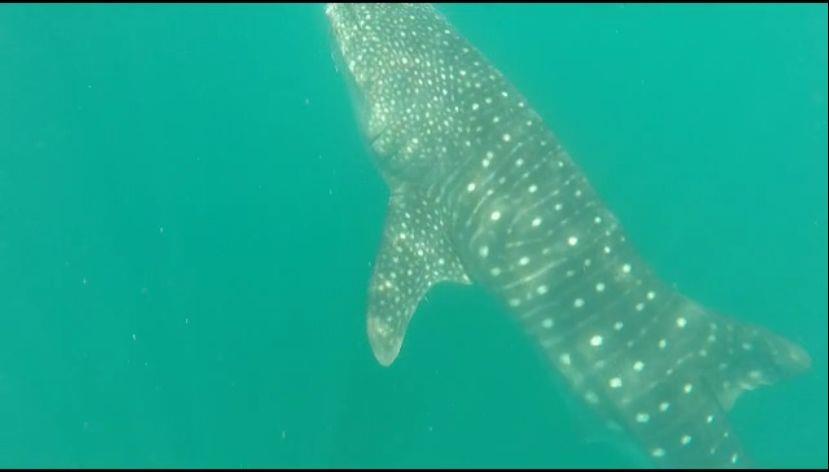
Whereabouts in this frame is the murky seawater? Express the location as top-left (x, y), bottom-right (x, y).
top-left (0, 4), bottom-right (825, 468)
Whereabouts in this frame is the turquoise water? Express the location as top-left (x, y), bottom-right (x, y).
top-left (0, 3), bottom-right (826, 468)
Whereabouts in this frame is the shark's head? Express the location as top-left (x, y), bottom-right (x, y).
top-left (327, 3), bottom-right (481, 366)
top-left (326, 3), bottom-right (476, 186)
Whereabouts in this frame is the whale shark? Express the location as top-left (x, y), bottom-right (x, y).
top-left (325, 3), bottom-right (811, 468)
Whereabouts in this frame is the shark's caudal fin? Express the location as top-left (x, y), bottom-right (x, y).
top-left (365, 189), bottom-right (470, 366)
top-left (534, 296), bottom-right (811, 468)
top-left (697, 306), bottom-right (811, 411)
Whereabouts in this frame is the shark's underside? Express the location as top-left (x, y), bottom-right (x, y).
top-left (325, 3), bottom-right (810, 468)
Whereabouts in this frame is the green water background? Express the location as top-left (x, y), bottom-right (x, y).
top-left (1, 3), bottom-right (826, 468)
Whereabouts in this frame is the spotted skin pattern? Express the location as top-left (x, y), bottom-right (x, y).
top-left (326, 4), bottom-right (810, 468)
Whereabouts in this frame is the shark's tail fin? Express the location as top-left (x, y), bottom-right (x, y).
top-left (577, 297), bottom-right (812, 468)
top-left (647, 300), bottom-right (812, 467)
top-left (696, 304), bottom-right (811, 411)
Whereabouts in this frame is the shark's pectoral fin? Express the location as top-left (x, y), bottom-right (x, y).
top-left (366, 190), bottom-right (470, 366)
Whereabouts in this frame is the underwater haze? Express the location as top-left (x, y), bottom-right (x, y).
top-left (0, 3), bottom-right (826, 468)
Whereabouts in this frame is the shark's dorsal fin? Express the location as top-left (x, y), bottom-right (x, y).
top-left (367, 188), bottom-right (470, 366)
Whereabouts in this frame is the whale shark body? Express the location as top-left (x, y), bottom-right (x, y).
top-left (325, 4), bottom-right (810, 468)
